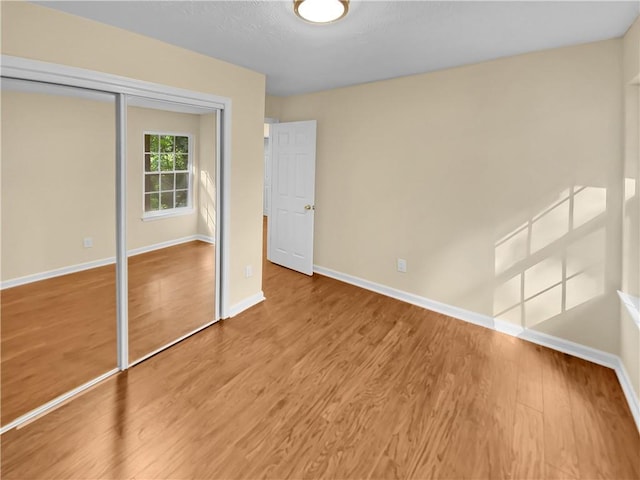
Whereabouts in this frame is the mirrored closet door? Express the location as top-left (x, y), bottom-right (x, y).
top-left (1, 79), bottom-right (118, 426)
top-left (126, 96), bottom-right (218, 364)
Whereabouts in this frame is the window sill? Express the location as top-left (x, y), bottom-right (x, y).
top-left (142, 208), bottom-right (194, 222)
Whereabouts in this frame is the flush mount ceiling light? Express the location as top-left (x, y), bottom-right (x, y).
top-left (294, 0), bottom-right (349, 24)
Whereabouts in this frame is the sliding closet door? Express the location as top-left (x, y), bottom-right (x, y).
top-left (126, 97), bottom-right (217, 363)
top-left (0, 79), bottom-right (117, 425)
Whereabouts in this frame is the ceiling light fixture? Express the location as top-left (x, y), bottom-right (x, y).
top-left (294, 0), bottom-right (349, 24)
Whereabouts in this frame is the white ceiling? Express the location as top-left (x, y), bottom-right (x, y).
top-left (36, 1), bottom-right (640, 96)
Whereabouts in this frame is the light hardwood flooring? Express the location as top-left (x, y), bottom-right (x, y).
top-left (1, 241), bottom-right (214, 425)
top-left (0, 225), bottom-right (638, 479)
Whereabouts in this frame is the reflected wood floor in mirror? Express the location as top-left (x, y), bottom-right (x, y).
top-left (0, 240), bottom-right (214, 425)
top-left (1, 225), bottom-right (638, 479)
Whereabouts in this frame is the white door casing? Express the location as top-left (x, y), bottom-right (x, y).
top-left (263, 137), bottom-right (271, 216)
top-left (268, 120), bottom-right (317, 276)
top-left (263, 118), bottom-right (278, 217)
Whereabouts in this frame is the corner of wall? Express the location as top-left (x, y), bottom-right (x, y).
top-left (621, 14), bottom-right (640, 402)
top-left (265, 94), bottom-right (283, 119)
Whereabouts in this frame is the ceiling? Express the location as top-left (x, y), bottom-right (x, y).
top-left (36, 1), bottom-right (640, 96)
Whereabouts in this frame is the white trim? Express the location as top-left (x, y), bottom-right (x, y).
top-left (128, 96), bottom-right (216, 115)
top-left (1, 54), bottom-right (231, 332)
top-left (1, 236), bottom-right (215, 289)
top-left (140, 131), bottom-right (195, 218)
top-left (214, 108), bottom-right (223, 320)
top-left (313, 265), bottom-right (495, 330)
top-left (313, 264), bottom-right (640, 432)
top-left (219, 106), bottom-right (232, 319)
top-left (1, 55), bottom-right (227, 109)
top-left (127, 235), bottom-right (210, 257)
top-left (129, 317), bottom-right (221, 368)
top-left (0, 368), bottom-right (119, 435)
top-left (1, 76), bottom-right (115, 102)
top-left (1, 55), bottom-right (232, 431)
top-left (1, 258), bottom-right (116, 290)
top-left (494, 319), bottom-right (526, 337)
top-left (228, 291), bottom-right (265, 318)
top-left (614, 359), bottom-right (640, 433)
top-left (196, 234), bottom-right (215, 244)
top-left (115, 93), bottom-right (128, 371)
top-left (516, 328), bottom-right (619, 369)
top-left (142, 208), bottom-right (195, 221)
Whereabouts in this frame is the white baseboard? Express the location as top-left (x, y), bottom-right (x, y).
top-left (1, 257), bottom-right (116, 290)
top-left (313, 265), bottom-right (497, 329)
top-left (313, 264), bottom-right (640, 432)
top-left (516, 328), bottom-right (619, 369)
top-left (228, 291), bottom-right (265, 318)
top-left (195, 234), bottom-right (216, 245)
top-left (127, 235), bottom-right (213, 257)
top-left (1, 235), bottom-right (215, 289)
top-left (613, 357), bottom-right (640, 432)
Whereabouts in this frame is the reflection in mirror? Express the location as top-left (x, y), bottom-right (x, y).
top-left (126, 97), bottom-right (217, 362)
top-left (1, 78), bottom-right (117, 426)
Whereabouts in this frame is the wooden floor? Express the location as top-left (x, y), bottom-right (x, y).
top-left (1, 225), bottom-right (638, 478)
top-left (1, 241), bottom-right (214, 425)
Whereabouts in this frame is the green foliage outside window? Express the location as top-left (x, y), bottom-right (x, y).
top-left (144, 134), bottom-right (190, 212)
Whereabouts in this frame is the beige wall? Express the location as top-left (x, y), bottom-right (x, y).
top-left (265, 95), bottom-right (283, 119)
top-left (277, 39), bottom-right (623, 354)
top-left (127, 106), bottom-right (201, 251)
top-left (1, 90), bottom-right (116, 280)
top-left (198, 113), bottom-right (217, 239)
top-left (1, 94), bottom-right (217, 280)
top-left (1, 1), bottom-right (265, 304)
top-left (621, 16), bottom-right (640, 398)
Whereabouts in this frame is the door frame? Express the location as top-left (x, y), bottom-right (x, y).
top-left (267, 120), bottom-right (317, 275)
top-left (0, 55), bottom-right (232, 432)
top-left (263, 117), bottom-right (279, 217)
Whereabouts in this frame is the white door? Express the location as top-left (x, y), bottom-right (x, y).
top-left (268, 120), bottom-right (317, 275)
top-left (263, 137), bottom-right (271, 216)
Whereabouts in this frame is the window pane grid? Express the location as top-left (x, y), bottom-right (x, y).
top-left (143, 134), bottom-right (190, 213)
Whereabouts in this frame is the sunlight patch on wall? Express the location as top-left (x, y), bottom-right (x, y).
top-left (495, 224), bottom-right (528, 275)
top-left (531, 198), bottom-right (569, 253)
top-left (524, 256), bottom-right (563, 299)
top-left (573, 186), bottom-right (607, 229)
top-left (525, 283), bottom-right (563, 327)
top-left (199, 170), bottom-right (216, 237)
top-left (493, 273), bottom-right (521, 315)
top-left (625, 177), bottom-right (637, 201)
top-left (493, 185), bottom-right (607, 328)
top-left (566, 266), bottom-right (604, 310)
top-left (566, 228), bottom-right (605, 276)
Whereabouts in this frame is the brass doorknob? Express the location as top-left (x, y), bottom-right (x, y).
top-left (304, 205), bottom-right (315, 210)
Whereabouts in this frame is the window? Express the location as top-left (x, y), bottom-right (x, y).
top-left (143, 133), bottom-right (191, 216)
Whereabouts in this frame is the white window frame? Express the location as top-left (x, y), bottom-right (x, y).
top-left (142, 130), bottom-right (194, 220)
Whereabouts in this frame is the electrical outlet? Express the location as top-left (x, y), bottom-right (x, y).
top-left (397, 258), bottom-right (407, 273)
top-left (83, 237), bottom-right (93, 248)
top-left (245, 265), bottom-right (253, 278)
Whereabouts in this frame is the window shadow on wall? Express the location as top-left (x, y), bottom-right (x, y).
top-left (493, 185), bottom-right (608, 329)
top-left (199, 169), bottom-right (216, 238)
